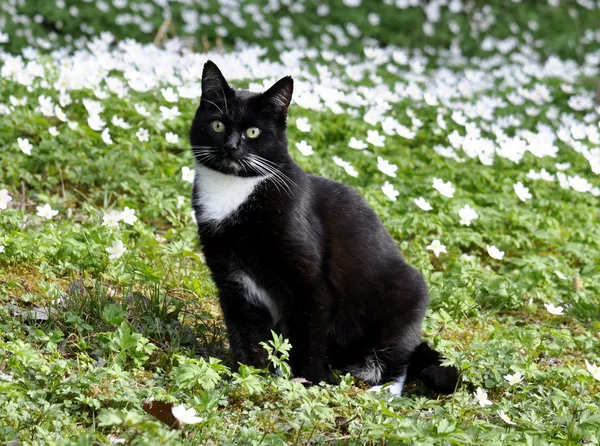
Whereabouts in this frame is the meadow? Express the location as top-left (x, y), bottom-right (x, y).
top-left (0, 0), bottom-right (599, 444)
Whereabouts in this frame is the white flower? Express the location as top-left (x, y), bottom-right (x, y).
top-left (513, 182), bottom-right (532, 202)
top-left (461, 253), bottom-right (475, 261)
top-left (0, 189), bottom-right (13, 210)
top-left (101, 128), bottom-right (113, 145)
top-left (474, 388), bottom-right (492, 407)
top-left (486, 245), bottom-right (505, 260)
top-left (0, 245), bottom-right (4, 253)
top-left (36, 204), bottom-right (59, 220)
top-left (48, 126), bottom-right (59, 137)
top-left (426, 239), bottom-right (447, 257)
top-left (182, 166), bottom-right (195, 183)
top-left (296, 117), bottom-right (311, 132)
top-left (102, 211), bottom-right (122, 228)
top-left (396, 124), bottom-right (415, 139)
top-left (381, 181), bottom-right (399, 201)
top-left (377, 156), bottom-right (398, 177)
top-left (585, 360), bottom-right (600, 381)
top-left (165, 132), bottom-right (179, 144)
top-left (366, 130), bottom-right (385, 147)
top-left (135, 104), bottom-right (151, 117)
top-left (55, 105), bottom-right (68, 122)
top-left (68, 121), bottom-right (79, 130)
top-left (111, 116), bottom-right (131, 129)
top-left (498, 411), bottom-right (516, 425)
top-left (432, 178), bottom-right (455, 198)
top-left (414, 197), bottom-right (432, 211)
top-left (87, 114), bottom-right (106, 131)
top-left (136, 128), bottom-right (149, 142)
top-left (120, 207), bottom-right (137, 225)
top-left (176, 196), bottom-right (186, 209)
top-left (504, 372), bottom-right (523, 385)
top-left (332, 156), bottom-right (358, 177)
top-left (296, 140), bottom-right (314, 156)
top-left (160, 105), bottom-right (181, 121)
top-left (161, 87), bottom-right (179, 103)
top-left (349, 137), bottom-right (368, 150)
top-left (17, 138), bottom-right (33, 155)
top-left (106, 240), bottom-right (127, 260)
top-left (172, 404), bottom-right (203, 425)
top-left (458, 204), bottom-right (479, 226)
top-left (544, 303), bottom-right (564, 315)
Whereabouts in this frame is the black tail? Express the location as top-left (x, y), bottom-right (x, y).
top-left (406, 342), bottom-right (459, 394)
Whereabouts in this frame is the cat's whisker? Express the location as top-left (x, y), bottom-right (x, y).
top-left (247, 157), bottom-right (292, 196)
top-left (249, 154), bottom-right (298, 188)
top-left (247, 155), bottom-right (295, 195)
top-left (201, 98), bottom-right (224, 115)
top-left (219, 84), bottom-right (229, 114)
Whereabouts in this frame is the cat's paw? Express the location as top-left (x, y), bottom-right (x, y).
top-left (301, 367), bottom-right (339, 386)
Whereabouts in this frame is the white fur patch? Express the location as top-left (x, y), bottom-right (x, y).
top-left (348, 355), bottom-right (383, 384)
top-left (232, 272), bottom-right (280, 322)
top-left (368, 374), bottom-right (406, 396)
top-left (194, 164), bottom-right (269, 223)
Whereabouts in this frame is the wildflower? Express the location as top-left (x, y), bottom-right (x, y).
top-left (296, 117), bottom-right (311, 132)
top-left (120, 207), bottom-right (137, 225)
top-left (171, 404), bottom-right (203, 425)
top-left (349, 137), bottom-right (368, 150)
top-left (68, 121), bottom-right (79, 130)
top-left (101, 128), bottom-right (113, 145)
top-left (513, 182), bottom-right (532, 202)
top-left (461, 253), bottom-right (475, 261)
top-left (414, 197), bottom-right (432, 211)
top-left (135, 104), bottom-right (150, 117)
top-left (486, 245), bottom-right (504, 260)
top-left (182, 166), bottom-right (195, 183)
top-left (432, 178), bottom-right (455, 198)
top-left (426, 240), bottom-right (447, 257)
top-left (0, 189), bottom-right (13, 210)
top-left (17, 137), bottom-right (33, 155)
top-left (396, 124), bottom-right (415, 139)
top-left (36, 204), bottom-right (59, 220)
top-left (161, 87), bottom-right (179, 103)
top-left (544, 303), bottom-right (564, 315)
top-left (0, 245), bottom-right (4, 253)
top-left (112, 116), bottom-right (131, 129)
top-left (102, 211), bottom-right (122, 228)
top-left (381, 181), bottom-right (399, 201)
top-left (165, 132), bottom-right (179, 144)
top-left (136, 128), bottom-right (149, 142)
top-left (377, 156), bottom-right (397, 177)
top-left (366, 130), bottom-right (385, 147)
top-left (585, 360), bottom-right (600, 381)
top-left (48, 126), bottom-right (59, 137)
top-left (176, 196), bottom-right (186, 209)
top-left (498, 410), bottom-right (516, 425)
top-left (332, 157), bottom-right (358, 177)
top-left (106, 240), bottom-right (127, 260)
top-left (160, 105), bottom-right (181, 121)
top-left (87, 114), bottom-right (106, 131)
top-left (474, 387), bottom-right (492, 407)
top-left (55, 105), bottom-right (68, 122)
top-left (296, 140), bottom-right (314, 156)
top-left (458, 204), bottom-right (479, 226)
top-left (504, 372), bottom-right (523, 385)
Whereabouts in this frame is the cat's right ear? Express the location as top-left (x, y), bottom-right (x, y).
top-left (201, 61), bottom-right (232, 109)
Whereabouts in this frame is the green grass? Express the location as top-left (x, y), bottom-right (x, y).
top-left (1, 0), bottom-right (600, 444)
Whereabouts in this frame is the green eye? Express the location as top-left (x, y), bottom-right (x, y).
top-left (246, 127), bottom-right (261, 139)
top-left (211, 120), bottom-right (225, 133)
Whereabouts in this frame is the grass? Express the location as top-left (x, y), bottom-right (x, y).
top-left (1, 0), bottom-right (600, 444)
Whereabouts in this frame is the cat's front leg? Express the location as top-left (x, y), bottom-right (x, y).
top-left (287, 290), bottom-right (339, 385)
top-left (217, 281), bottom-right (273, 369)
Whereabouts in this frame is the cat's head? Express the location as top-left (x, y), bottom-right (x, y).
top-left (190, 61), bottom-right (293, 177)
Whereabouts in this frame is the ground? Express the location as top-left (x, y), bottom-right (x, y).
top-left (0, 0), bottom-right (599, 444)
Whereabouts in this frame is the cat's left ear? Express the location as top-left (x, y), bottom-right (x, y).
top-left (201, 60), bottom-right (233, 107)
top-left (261, 76), bottom-right (294, 115)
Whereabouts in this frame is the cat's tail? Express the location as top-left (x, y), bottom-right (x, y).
top-left (406, 341), bottom-right (459, 394)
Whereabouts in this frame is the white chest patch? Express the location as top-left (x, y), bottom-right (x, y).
top-left (233, 272), bottom-right (280, 323)
top-left (194, 164), bottom-right (269, 223)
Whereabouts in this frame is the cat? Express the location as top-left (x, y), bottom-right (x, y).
top-left (189, 60), bottom-right (459, 395)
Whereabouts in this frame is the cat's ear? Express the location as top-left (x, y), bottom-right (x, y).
top-left (260, 76), bottom-right (293, 115)
top-left (201, 61), bottom-right (232, 107)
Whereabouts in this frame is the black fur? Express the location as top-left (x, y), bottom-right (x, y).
top-left (189, 61), bottom-right (459, 392)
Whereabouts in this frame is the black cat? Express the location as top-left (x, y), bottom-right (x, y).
top-left (190, 61), bottom-right (458, 394)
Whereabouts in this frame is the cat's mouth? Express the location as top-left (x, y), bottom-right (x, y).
top-left (195, 151), bottom-right (246, 176)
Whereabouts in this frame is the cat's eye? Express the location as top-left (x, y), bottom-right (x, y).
top-left (246, 127), bottom-right (261, 139)
top-left (211, 120), bottom-right (225, 133)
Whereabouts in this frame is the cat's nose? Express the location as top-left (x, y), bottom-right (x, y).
top-left (224, 134), bottom-right (241, 154)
